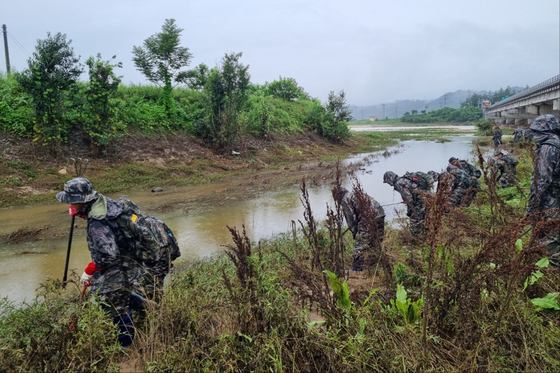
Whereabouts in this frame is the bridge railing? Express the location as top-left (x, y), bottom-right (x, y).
top-left (487, 74), bottom-right (560, 110)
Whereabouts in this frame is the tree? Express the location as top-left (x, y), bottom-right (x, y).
top-left (318, 90), bottom-right (351, 143)
top-left (18, 32), bottom-right (82, 151)
top-left (184, 63), bottom-right (210, 91)
top-left (198, 52), bottom-right (250, 149)
top-left (84, 54), bottom-right (125, 154)
top-left (132, 19), bottom-right (193, 119)
top-left (264, 76), bottom-right (308, 101)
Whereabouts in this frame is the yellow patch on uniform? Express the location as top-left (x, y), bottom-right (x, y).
top-left (131, 214), bottom-right (138, 223)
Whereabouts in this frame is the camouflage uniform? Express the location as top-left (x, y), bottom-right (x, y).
top-left (493, 151), bottom-right (518, 188)
top-left (527, 114), bottom-right (560, 268)
top-left (513, 127), bottom-right (524, 143)
top-left (383, 171), bottom-right (427, 237)
top-left (338, 188), bottom-right (385, 270)
top-left (84, 195), bottom-right (143, 316)
top-left (446, 161), bottom-right (472, 207)
top-left (447, 158), bottom-right (481, 206)
top-left (492, 126), bottom-right (503, 147)
top-left (56, 178), bottom-right (140, 346)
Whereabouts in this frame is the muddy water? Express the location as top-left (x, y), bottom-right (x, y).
top-left (0, 135), bottom-right (477, 302)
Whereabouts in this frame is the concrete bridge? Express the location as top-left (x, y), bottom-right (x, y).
top-left (485, 74), bottom-right (560, 125)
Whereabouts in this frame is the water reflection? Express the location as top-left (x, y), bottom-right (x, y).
top-left (0, 135), bottom-right (477, 302)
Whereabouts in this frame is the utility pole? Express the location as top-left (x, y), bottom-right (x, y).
top-left (395, 107), bottom-right (398, 118)
top-left (2, 24), bottom-right (10, 75)
top-left (382, 104), bottom-right (385, 119)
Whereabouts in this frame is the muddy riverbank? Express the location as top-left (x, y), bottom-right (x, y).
top-left (0, 130), bottom-right (377, 209)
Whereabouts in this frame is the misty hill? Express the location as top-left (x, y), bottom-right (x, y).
top-left (349, 88), bottom-right (520, 120)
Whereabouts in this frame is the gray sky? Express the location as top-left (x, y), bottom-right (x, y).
top-left (2, 0), bottom-right (559, 106)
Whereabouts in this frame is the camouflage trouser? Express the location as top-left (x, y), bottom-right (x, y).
top-left (408, 205), bottom-right (426, 237)
top-left (91, 268), bottom-right (134, 318)
top-left (140, 259), bottom-right (174, 301)
top-left (352, 234), bottom-right (367, 271)
top-left (462, 188), bottom-right (479, 207)
top-left (352, 226), bottom-right (384, 271)
top-left (449, 187), bottom-right (467, 207)
top-left (409, 217), bottom-right (424, 237)
top-left (497, 173), bottom-right (514, 188)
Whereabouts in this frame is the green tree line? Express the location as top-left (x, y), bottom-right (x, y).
top-left (400, 106), bottom-right (483, 123)
top-left (460, 86), bottom-right (526, 108)
top-left (0, 19), bottom-right (351, 154)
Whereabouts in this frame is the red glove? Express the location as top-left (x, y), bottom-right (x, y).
top-left (84, 261), bottom-right (99, 275)
top-left (80, 262), bottom-right (100, 287)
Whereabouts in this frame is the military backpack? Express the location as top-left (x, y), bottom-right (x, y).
top-left (403, 171), bottom-right (434, 191)
top-left (115, 197), bottom-right (181, 267)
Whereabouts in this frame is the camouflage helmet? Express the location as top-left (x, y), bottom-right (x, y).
top-left (448, 157), bottom-right (458, 164)
top-left (530, 114), bottom-right (560, 134)
top-left (427, 170), bottom-right (440, 181)
top-left (56, 177), bottom-right (98, 204)
top-left (383, 171), bottom-right (398, 186)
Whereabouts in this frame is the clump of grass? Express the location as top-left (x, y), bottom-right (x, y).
top-left (5, 225), bottom-right (47, 244)
top-left (0, 277), bottom-right (121, 372)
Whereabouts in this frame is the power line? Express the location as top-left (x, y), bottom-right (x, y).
top-left (7, 32), bottom-right (32, 58)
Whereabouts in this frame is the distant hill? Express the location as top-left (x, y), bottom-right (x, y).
top-left (349, 88), bottom-right (522, 120)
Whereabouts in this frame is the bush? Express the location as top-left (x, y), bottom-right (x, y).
top-left (0, 74), bottom-right (34, 136)
top-left (474, 118), bottom-right (495, 135)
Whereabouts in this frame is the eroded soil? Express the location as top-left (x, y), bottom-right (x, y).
top-left (0, 130), bottom-right (362, 208)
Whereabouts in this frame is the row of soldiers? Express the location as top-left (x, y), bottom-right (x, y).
top-left (341, 114), bottom-right (560, 273)
top-left (339, 131), bottom-right (521, 271)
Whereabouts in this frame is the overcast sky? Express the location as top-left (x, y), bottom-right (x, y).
top-left (2, 0), bottom-right (559, 106)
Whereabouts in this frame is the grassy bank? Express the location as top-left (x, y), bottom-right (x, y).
top-left (2, 135), bottom-right (559, 372)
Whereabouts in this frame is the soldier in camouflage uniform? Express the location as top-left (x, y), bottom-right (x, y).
top-left (333, 186), bottom-right (385, 271)
top-left (448, 157), bottom-right (482, 206)
top-left (446, 157), bottom-right (474, 207)
top-left (57, 178), bottom-right (143, 346)
top-left (492, 125), bottom-right (503, 147)
top-left (513, 127), bottom-right (524, 143)
top-left (492, 150), bottom-right (518, 188)
top-left (383, 171), bottom-right (428, 238)
top-left (527, 114), bottom-right (560, 268)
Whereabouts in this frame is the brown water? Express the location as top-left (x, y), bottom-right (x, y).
top-left (0, 135), bottom-right (477, 302)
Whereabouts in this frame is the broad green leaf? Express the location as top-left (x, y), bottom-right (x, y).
top-left (531, 293), bottom-right (560, 311)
